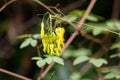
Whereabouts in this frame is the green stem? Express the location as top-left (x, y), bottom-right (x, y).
top-left (84, 23), bottom-right (120, 36)
top-left (49, 71), bottom-right (55, 80)
top-left (49, 14), bottom-right (53, 32)
top-left (52, 16), bottom-right (77, 28)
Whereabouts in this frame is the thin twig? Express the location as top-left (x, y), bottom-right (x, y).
top-left (37, 65), bottom-right (44, 80)
top-left (84, 23), bottom-right (120, 36)
top-left (36, 46), bottom-right (41, 57)
top-left (0, 0), bottom-right (16, 12)
top-left (0, 68), bottom-right (32, 80)
top-left (81, 31), bottom-right (102, 44)
top-left (49, 71), bottom-right (55, 80)
top-left (52, 16), bottom-right (77, 28)
top-left (33, 0), bottom-right (56, 15)
top-left (41, 0), bottom-right (96, 78)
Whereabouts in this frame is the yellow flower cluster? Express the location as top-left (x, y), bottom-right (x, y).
top-left (40, 22), bottom-right (65, 56)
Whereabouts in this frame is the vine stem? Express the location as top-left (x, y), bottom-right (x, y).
top-left (36, 46), bottom-right (41, 57)
top-left (52, 16), bottom-right (77, 28)
top-left (84, 24), bottom-right (120, 36)
top-left (0, 68), bottom-right (32, 80)
top-left (49, 71), bottom-right (55, 80)
top-left (0, 0), bottom-right (16, 12)
top-left (41, 0), bottom-right (96, 78)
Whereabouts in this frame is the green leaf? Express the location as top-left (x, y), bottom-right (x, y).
top-left (62, 48), bottom-right (91, 58)
top-left (62, 15), bottom-right (77, 22)
top-left (62, 49), bottom-right (73, 58)
top-left (73, 56), bottom-right (89, 65)
top-left (89, 58), bottom-right (107, 67)
top-left (45, 57), bottom-right (53, 64)
top-left (83, 22), bottom-right (108, 34)
top-left (30, 39), bottom-right (37, 47)
top-left (110, 42), bottom-right (120, 50)
top-left (20, 38), bottom-right (32, 49)
top-left (72, 48), bottom-right (91, 57)
top-left (53, 56), bottom-right (64, 65)
top-left (31, 57), bottom-right (42, 60)
top-left (70, 72), bottom-right (81, 80)
top-left (36, 60), bottom-right (46, 68)
top-left (33, 34), bottom-right (40, 39)
top-left (105, 73), bottom-right (115, 79)
top-left (99, 68), bottom-right (111, 73)
top-left (17, 34), bottom-right (31, 39)
top-left (92, 28), bottom-right (104, 36)
top-left (68, 9), bottom-right (104, 22)
top-left (87, 14), bottom-right (104, 22)
top-left (68, 9), bottom-right (83, 16)
top-left (106, 20), bottom-right (120, 31)
top-left (87, 14), bottom-right (99, 22)
top-left (115, 73), bottom-right (120, 79)
top-left (80, 79), bottom-right (92, 80)
top-left (115, 21), bottom-right (120, 31)
top-left (110, 53), bottom-right (120, 58)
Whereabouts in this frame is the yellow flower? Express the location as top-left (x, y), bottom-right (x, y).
top-left (56, 48), bottom-right (60, 56)
top-left (40, 22), bottom-right (45, 38)
top-left (49, 44), bottom-right (54, 55)
top-left (55, 27), bottom-right (65, 41)
top-left (42, 35), bottom-right (48, 52)
top-left (40, 23), bottom-right (65, 56)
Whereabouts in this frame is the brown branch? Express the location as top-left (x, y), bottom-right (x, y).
top-left (62, 0), bottom-right (96, 57)
top-left (0, 0), bottom-right (16, 12)
top-left (41, 61), bottom-right (55, 79)
top-left (81, 31), bottom-right (102, 44)
top-left (77, 0), bottom-right (96, 29)
top-left (41, 0), bottom-right (96, 78)
top-left (111, 0), bottom-right (120, 19)
top-left (0, 68), bottom-right (32, 80)
top-left (62, 0), bottom-right (96, 51)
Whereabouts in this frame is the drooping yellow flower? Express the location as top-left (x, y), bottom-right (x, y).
top-left (42, 35), bottom-right (48, 52)
top-left (49, 44), bottom-right (54, 55)
top-left (55, 27), bottom-right (65, 41)
top-left (40, 22), bottom-right (65, 56)
top-left (40, 22), bottom-right (45, 38)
